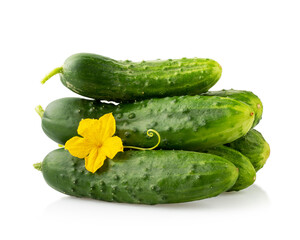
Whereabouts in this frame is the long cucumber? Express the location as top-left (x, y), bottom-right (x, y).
top-left (34, 149), bottom-right (239, 205)
top-left (40, 96), bottom-right (254, 150)
top-left (42, 53), bottom-right (222, 102)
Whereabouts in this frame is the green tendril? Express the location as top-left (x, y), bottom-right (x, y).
top-left (124, 129), bottom-right (161, 150)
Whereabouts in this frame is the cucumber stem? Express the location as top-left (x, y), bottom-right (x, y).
top-left (35, 105), bottom-right (44, 118)
top-left (41, 66), bottom-right (63, 84)
top-left (33, 162), bottom-right (42, 171)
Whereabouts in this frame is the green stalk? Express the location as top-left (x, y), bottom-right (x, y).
top-left (41, 66), bottom-right (63, 84)
top-left (33, 163), bottom-right (42, 171)
top-left (35, 105), bottom-right (44, 118)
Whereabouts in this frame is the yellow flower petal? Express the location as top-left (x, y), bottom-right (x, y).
top-left (77, 118), bottom-right (103, 145)
top-left (65, 136), bottom-right (93, 158)
top-left (77, 113), bottom-right (116, 145)
top-left (101, 136), bottom-right (124, 159)
top-left (65, 113), bottom-right (122, 173)
top-left (97, 113), bottom-right (116, 143)
top-left (85, 148), bottom-right (106, 173)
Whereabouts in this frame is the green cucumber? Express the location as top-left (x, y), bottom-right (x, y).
top-left (203, 145), bottom-right (256, 191)
top-left (35, 148), bottom-right (239, 204)
top-left (40, 95), bottom-right (255, 150)
top-left (202, 89), bottom-right (263, 127)
top-left (41, 53), bottom-right (222, 102)
top-left (226, 129), bottom-right (270, 171)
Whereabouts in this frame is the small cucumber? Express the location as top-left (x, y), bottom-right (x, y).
top-left (202, 89), bottom-right (263, 127)
top-left (35, 149), bottom-right (239, 205)
top-left (40, 96), bottom-right (255, 150)
top-left (203, 145), bottom-right (256, 191)
top-left (226, 129), bottom-right (270, 171)
top-left (41, 53), bottom-right (222, 102)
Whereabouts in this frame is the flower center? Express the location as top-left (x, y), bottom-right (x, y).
top-left (96, 143), bottom-right (102, 148)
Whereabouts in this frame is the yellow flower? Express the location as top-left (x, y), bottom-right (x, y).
top-left (65, 113), bottom-right (123, 173)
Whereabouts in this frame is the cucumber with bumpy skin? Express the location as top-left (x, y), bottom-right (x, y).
top-left (41, 53), bottom-right (222, 102)
top-left (226, 129), bottom-right (270, 171)
top-left (202, 89), bottom-right (263, 127)
top-left (40, 95), bottom-right (255, 150)
top-left (203, 145), bottom-right (256, 191)
top-left (34, 148), bottom-right (239, 205)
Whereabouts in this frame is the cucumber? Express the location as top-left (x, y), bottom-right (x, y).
top-left (35, 148), bottom-right (239, 204)
top-left (226, 129), bottom-right (270, 171)
top-left (41, 95), bottom-right (255, 150)
top-left (41, 53), bottom-right (222, 102)
top-left (202, 89), bottom-right (263, 127)
top-left (203, 145), bottom-right (256, 191)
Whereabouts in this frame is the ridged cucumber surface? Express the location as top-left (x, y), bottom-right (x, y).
top-left (226, 129), bottom-right (270, 171)
top-left (42, 53), bottom-right (222, 102)
top-left (203, 145), bottom-right (256, 191)
top-left (36, 149), bottom-right (239, 205)
top-left (202, 89), bottom-right (263, 127)
top-left (41, 96), bottom-right (255, 150)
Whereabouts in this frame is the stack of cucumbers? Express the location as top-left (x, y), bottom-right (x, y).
top-left (35, 53), bottom-right (270, 205)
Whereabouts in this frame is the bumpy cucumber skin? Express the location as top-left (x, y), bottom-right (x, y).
top-left (60, 53), bottom-right (222, 102)
top-left (41, 149), bottom-right (238, 204)
top-left (202, 89), bottom-right (263, 127)
top-left (203, 146), bottom-right (256, 191)
top-left (41, 96), bottom-right (255, 150)
top-left (227, 129), bottom-right (270, 171)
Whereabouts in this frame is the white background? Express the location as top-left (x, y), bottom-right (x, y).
top-left (1, 0), bottom-right (299, 239)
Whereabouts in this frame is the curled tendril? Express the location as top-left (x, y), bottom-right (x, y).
top-left (124, 129), bottom-right (161, 151)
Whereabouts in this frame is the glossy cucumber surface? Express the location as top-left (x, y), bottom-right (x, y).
top-left (203, 145), bottom-right (256, 191)
top-left (227, 129), bottom-right (270, 171)
top-left (37, 148), bottom-right (239, 204)
top-left (41, 96), bottom-right (255, 150)
top-left (202, 89), bottom-right (263, 127)
top-left (43, 53), bottom-right (222, 102)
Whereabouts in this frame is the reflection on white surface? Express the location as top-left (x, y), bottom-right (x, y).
top-left (43, 184), bottom-right (270, 217)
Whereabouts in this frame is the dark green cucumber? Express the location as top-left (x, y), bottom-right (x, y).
top-left (226, 129), bottom-right (270, 171)
top-left (202, 89), bottom-right (263, 127)
top-left (35, 148), bottom-right (238, 204)
top-left (41, 53), bottom-right (222, 102)
top-left (203, 146), bottom-right (256, 191)
top-left (41, 95), bottom-right (255, 150)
